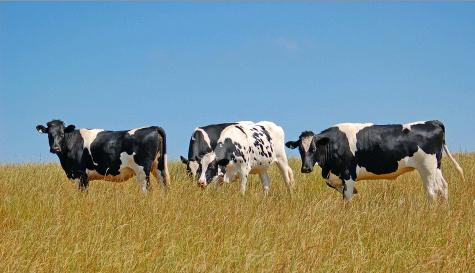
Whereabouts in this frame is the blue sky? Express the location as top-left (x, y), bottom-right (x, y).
top-left (0, 3), bottom-right (474, 163)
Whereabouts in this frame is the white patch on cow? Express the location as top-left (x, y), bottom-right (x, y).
top-left (402, 121), bottom-right (425, 131)
top-left (194, 128), bottom-right (211, 146)
top-left (336, 123), bottom-right (373, 156)
top-left (189, 160), bottom-right (199, 177)
top-left (119, 152), bottom-right (138, 168)
top-left (121, 152), bottom-right (146, 189)
top-left (259, 171), bottom-right (270, 195)
top-left (343, 179), bottom-right (355, 201)
top-left (237, 120), bottom-right (255, 126)
top-left (198, 151), bottom-right (216, 185)
top-left (128, 126), bottom-right (149, 135)
top-left (410, 147), bottom-right (442, 200)
top-left (301, 136), bottom-right (313, 153)
top-left (80, 129), bottom-right (104, 166)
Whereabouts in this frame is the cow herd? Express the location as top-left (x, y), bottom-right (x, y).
top-left (36, 119), bottom-right (464, 201)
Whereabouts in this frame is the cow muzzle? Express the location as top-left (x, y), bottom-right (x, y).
top-left (301, 166), bottom-right (313, 173)
top-left (50, 146), bottom-right (61, 153)
top-left (198, 180), bottom-right (208, 189)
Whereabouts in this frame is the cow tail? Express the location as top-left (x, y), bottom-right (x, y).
top-left (436, 120), bottom-right (465, 181)
top-left (157, 126), bottom-right (170, 186)
top-left (443, 144), bottom-right (465, 182)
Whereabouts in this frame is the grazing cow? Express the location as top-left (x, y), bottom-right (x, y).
top-left (286, 120), bottom-right (464, 201)
top-left (36, 120), bottom-right (170, 192)
top-left (198, 121), bottom-right (294, 195)
top-left (180, 121), bottom-right (253, 179)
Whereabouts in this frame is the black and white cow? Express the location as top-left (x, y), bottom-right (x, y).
top-left (36, 120), bottom-right (170, 192)
top-left (286, 120), bottom-right (464, 201)
top-left (179, 121), bottom-right (253, 179)
top-left (198, 121), bottom-right (294, 195)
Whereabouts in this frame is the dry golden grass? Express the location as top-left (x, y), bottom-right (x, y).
top-left (1, 154), bottom-right (474, 272)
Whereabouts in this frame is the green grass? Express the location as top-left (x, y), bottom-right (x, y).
top-left (0, 154), bottom-right (474, 272)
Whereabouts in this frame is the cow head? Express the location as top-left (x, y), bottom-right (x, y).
top-left (286, 131), bottom-right (329, 173)
top-left (197, 152), bottom-right (221, 188)
top-left (197, 138), bottom-right (237, 187)
top-left (180, 156), bottom-right (201, 178)
top-left (36, 120), bottom-right (75, 154)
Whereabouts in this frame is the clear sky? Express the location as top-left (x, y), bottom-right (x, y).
top-left (0, 3), bottom-right (474, 163)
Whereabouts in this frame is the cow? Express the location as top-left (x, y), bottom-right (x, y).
top-left (198, 121), bottom-right (294, 195)
top-left (180, 121), bottom-right (253, 179)
top-left (285, 120), bottom-right (464, 201)
top-left (180, 122), bottom-right (236, 178)
top-left (36, 119), bottom-right (170, 192)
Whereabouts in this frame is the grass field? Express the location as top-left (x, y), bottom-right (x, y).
top-left (0, 154), bottom-right (474, 272)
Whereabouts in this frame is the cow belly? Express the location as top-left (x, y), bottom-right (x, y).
top-left (87, 167), bottom-right (136, 182)
top-left (356, 166), bottom-right (415, 181)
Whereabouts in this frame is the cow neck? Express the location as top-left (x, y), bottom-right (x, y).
top-left (56, 130), bottom-right (80, 161)
top-left (315, 135), bottom-right (330, 166)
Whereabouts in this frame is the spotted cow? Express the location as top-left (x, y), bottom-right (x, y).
top-left (198, 121), bottom-right (294, 195)
top-left (180, 121), bottom-right (253, 179)
top-left (286, 120), bottom-right (464, 201)
top-left (36, 120), bottom-right (170, 192)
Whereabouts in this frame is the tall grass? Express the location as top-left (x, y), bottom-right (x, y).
top-left (0, 154), bottom-right (473, 272)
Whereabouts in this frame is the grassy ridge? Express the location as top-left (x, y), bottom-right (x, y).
top-left (0, 155), bottom-right (474, 272)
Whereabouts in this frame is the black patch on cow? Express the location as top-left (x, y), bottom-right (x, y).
top-left (215, 138), bottom-right (239, 164)
top-left (258, 125), bottom-right (272, 142)
top-left (314, 127), bottom-right (357, 181)
top-left (235, 125), bottom-right (247, 136)
top-left (355, 121), bottom-right (444, 174)
top-left (188, 130), bottom-right (212, 161)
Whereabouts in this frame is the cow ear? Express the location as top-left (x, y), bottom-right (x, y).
top-left (180, 156), bottom-right (189, 164)
top-left (315, 136), bottom-right (330, 146)
top-left (36, 125), bottom-right (47, 134)
top-left (285, 140), bottom-right (299, 149)
top-left (65, 125), bottom-right (76, 133)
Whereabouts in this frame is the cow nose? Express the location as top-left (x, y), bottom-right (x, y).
top-left (51, 146), bottom-right (61, 153)
top-left (198, 180), bottom-right (207, 189)
top-left (301, 166), bottom-right (312, 173)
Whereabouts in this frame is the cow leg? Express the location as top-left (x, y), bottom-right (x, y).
top-left (414, 156), bottom-right (440, 201)
top-left (78, 173), bottom-right (89, 192)
top-left (259, 171), bottom-right (270, 196)
top-left (276, 158), bottom-right (294, 196)
top-left (418, 168), bottom-right (448, 201)
top-left (342, 179), bottom-right (355, 201)
top-left (240, 173), bottom-right (249, 195)
top-left (135, 166), bottom-right (150, 193)
top-left (421, 167), bottom-right (448, 201)
top-left (419, 170), bottom-right (437, 201)
top-left (151, 165), bottom-right (166, 190)
top-left (157, 155), bottom-right (170, 190)
top-left (436, 168), bottom-right (449, 200)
